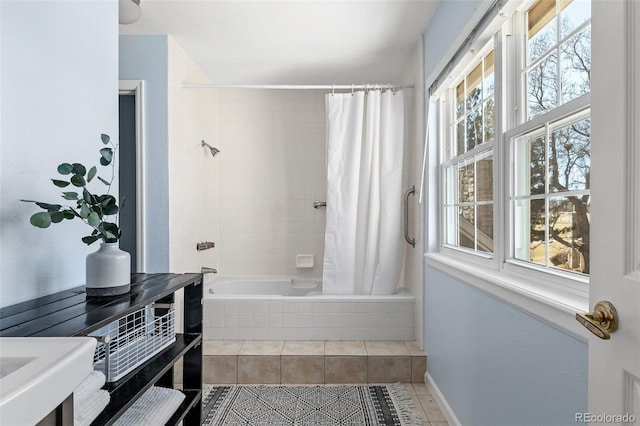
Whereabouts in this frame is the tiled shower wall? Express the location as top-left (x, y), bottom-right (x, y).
top-left (215, 89), bottom-right (327, 278)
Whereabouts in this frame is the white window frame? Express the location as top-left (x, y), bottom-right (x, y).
top-left (427, 0), bottom-right (591, 340)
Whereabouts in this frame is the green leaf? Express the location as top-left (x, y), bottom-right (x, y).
top-left (70, 174), bottom-right (86, 187)
top-left (57, 163), bottom-right (73, 175)
top-left (87, 166), bottom-right (97, 182)
top-left (87, 211), bottom-right (100, 227)
top-left (103, 204), bottom-right (118, 215)
top-left (82, 188), bottom-right (93, 204)
top-left (30, 212), bottom-right (52, 228)
top-left (99, 157), bottom-right (110, 166)
top-left (62, 191), bottom-right (79, 200)
top-left (97, 176), bottom-right (110, 186)
top-left (63, 210), bottom-right (75, 220)
top-left (82, 235), bottom-right (100, 245)
top-left (100, 148), bottom-right (113, 164)
top-left (51, 179), bottom-right (70, 188)
top-left (100, 195), bottom-right (116, 206)
top-left (50, 211), bottom-right (65, 223)
top-left (35, 202), bottom-right (61, 212)
top-left (101, 134), bottom-right (110, 145)
top-left (80, 203), bottom-right (91, 219)
top-left (72, 163), bottom-right (86, 176)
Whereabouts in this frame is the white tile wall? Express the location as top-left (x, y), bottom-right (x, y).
top-left (204, 298), bottom-right (415, 341)
top-left (217, 89), bottom-right (327, 279)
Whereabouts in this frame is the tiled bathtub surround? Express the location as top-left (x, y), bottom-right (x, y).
top-left (203, 297), bottom-right (415, 341)
top-left (200, 340), bottom-right (427, 385)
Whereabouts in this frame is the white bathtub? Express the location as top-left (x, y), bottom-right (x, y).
top-left (203, 276), bottom-right (415, 341)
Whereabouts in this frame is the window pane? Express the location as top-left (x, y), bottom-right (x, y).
top-left (514, 134), bottom-right (546, 196)
top-left (560, 0), bottom-right (590, 39)
top-left (476, 153), bottom-right (493, 202)
top-left (445, 206), bottom-right (457, 246)
top-left (527, 52), bottom-right (558, 118)
top-left (549, 117), bottom-right (590, 192)
top-left (528, 0), bottom-right (557, 64)
top-left (459, 206), bottom-right (475, 250)
top-left (466, 107), bottom-right (482, 150)
top-left (456, 120), bottom-right (465, 156)
top-left (456, 82), bottom-right (465, 119)
top-left (458, 161), bottom-right (474, 203)
top-left (514, 198), bottom-right (546, 266)
top-left (549, 196), bottom-right (590, 274)
top-left (444, 165), bottom-right (456, 205)
top-left (466, 63), bottom-right (483, 111)
top-left (560, 28), bottom-right (591, 104)
top-left (483, 51), bottom-right (495, 98)
top-left (483, 99), bottom-right (495, 142)
top-left (477, 204), bottom-right (494, 254)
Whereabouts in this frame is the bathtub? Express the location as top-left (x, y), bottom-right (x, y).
top-left (203, 276), bottom-right (415, 341)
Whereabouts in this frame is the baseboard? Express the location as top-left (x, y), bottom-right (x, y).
top-left (425, 371), bottom-right (462, 426)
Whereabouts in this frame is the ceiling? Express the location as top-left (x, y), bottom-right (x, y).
top-left (119, 0), bottom-right (439, 85)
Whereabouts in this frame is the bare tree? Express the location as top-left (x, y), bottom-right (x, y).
top-left (527, 19), bottom-right (591, 273)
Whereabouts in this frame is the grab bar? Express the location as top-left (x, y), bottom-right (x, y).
top-left (404, 185), bottom-right (416, 248)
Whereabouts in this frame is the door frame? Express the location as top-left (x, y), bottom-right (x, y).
top-left (118, 80), bottom-right (146, 272)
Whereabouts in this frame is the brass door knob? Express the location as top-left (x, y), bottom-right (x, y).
top-left (575, 300), bottom-right (619, 340)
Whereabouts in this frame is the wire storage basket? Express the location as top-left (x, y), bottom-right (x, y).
top-left (90, 303), bottom-right (176, 382)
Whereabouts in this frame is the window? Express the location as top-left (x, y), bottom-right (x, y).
top-left (443, 51), bottom-right (495, 255)
top-left (525, 0), bottom-right (591, 119)
top-left (438, 0), bottom-right (591, 280)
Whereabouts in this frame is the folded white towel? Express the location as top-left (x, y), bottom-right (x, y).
top-left (74, 389), bottom-right (110, 426)
top-left (73, 371), bottom-right (106, 402)
top-left (113, 386), bottom-right (186, 426)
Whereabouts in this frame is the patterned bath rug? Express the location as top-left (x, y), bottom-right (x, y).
top-left (201, 384), bottom-right (422, 425)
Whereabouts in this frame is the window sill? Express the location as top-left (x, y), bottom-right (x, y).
top-left (425, 252), bottom-right (590, 341)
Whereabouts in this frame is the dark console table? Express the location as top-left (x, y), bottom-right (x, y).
top-left (0, 273), bottom-right (203, 426)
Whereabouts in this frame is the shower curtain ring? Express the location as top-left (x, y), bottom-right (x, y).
top-left (332, 84), bottom-right (335, 96)
top-left (351, 84), bottom-right (354, 96)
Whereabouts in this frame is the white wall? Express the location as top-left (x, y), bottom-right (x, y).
top-left (0, 0), bottom-right (118, 307)
top-left (216, 89), bottom-right (327, 278)
top-left (167, 37), bottom-right (218, 274)
top-left (400, 40), bottom-right (425, 348)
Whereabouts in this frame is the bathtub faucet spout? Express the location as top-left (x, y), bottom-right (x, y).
top-left (201, 267), bottom-right (217, 275)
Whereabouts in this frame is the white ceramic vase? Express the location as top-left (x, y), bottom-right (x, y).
top-left (86, 242), bottom-right (131, 297)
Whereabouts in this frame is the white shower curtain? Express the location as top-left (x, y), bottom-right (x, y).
top-left (323, 90), bottom-right (405, 295)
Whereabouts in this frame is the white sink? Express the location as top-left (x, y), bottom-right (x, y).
top-left (0, 337), bottom-right (97, 425)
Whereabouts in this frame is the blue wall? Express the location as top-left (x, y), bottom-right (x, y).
top-left (423, 1), bottom-right (588, 425)
top-left (119, 35), bottom-right (169, 273)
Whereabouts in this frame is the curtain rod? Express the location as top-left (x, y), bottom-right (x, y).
top-left (181, 83), bottom-right (414, 90)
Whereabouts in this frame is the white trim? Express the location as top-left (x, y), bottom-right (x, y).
top-left (426, 252), bottom-right (590, 340)
top-left (118, 80), bottom-right (146, 272)
top-left (425, 371), bottom-right (462, 426)
top-left (627, 0), bottom-right (640, 279)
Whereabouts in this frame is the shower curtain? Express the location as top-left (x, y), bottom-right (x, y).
top-left (322, 90), bottom-right (405, 295)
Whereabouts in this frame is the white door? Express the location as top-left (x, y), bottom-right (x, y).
top-left (586, 0), bottom-right (640, 422)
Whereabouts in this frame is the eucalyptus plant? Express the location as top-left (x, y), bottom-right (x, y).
top-left (21, 134), bottom-right (124, 245)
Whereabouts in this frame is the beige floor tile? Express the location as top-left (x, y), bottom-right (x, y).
top-left (238, 340), bottom-right (284, 356)
top-left (365, 341), bottom-right (411, 356)
top-left (367, 356), bottom-right (411, 383)
top-left (405, 341), bottom-right (426, 356)
top-left (419, 396), bottom-right (448, 423)
top-left (204, 340), bottom-right (244, 356)
top-left (281, 356), bottom-right (324, 384)
top-left (412, 357), bottom-right (427, 383)
top-left (238, 355), bottom-right (280, 384)
top-left (325, 356), bottom-right (367, 383)
top-left (203, 355), bottom-right (237, 384)
top-left (412, 383), bottom-right (430, 396)
top-left (324, 340), bottom-right (366, 356)
top-left (399, 382), bottom-right (416, 395)
top-left (282, 341), bottom-right (324, 356)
